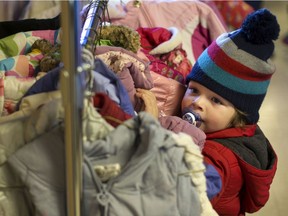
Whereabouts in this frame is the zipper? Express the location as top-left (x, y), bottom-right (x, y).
top-left (96, 185), bottom-right (109, 216)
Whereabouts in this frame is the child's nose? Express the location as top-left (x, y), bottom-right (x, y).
top-left (192, 96), bottom-right (205, 111)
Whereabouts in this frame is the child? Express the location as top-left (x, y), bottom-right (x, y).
top-left (163, 8), bottom-right (280, 215)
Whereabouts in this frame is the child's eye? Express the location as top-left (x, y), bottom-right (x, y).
top-left (189, 87), bottom-right (199, 94)
top-left (211, 97), bottom-right (223, 105)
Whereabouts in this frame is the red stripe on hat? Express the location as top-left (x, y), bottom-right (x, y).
top-left (207, 41), bottom-right (272, 81)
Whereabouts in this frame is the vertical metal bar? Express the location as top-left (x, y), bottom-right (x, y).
top-left (60, 1), bottom-right (84, 216)
top-left (60, 1), bottom-right (109, 215)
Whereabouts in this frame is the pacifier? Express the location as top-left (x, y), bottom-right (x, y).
top-left (182, 108), bottom-right (202, 128)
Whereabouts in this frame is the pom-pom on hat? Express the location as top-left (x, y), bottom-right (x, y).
top-left (186, 8), bottom-right (280, 124)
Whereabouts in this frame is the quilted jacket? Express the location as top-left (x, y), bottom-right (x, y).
top-left (203, 125), bottom-right (278, 215)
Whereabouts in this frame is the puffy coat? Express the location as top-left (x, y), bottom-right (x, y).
top-left (203, 125), bottom-right (277, 215)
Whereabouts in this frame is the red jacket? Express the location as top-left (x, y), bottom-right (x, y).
top-left (203, 125), bottom-right (278, 215)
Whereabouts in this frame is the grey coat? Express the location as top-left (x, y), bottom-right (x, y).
top-left (8, 111), bottom-right (205, 216)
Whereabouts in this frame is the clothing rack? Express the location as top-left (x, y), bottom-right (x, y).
top-left (60, 1), bottom-right (108, 215)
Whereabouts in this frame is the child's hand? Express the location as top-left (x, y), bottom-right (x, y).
top-left (135, 88), bottom-right (159, 119)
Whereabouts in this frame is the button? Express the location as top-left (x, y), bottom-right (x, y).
top-left (96, 192), bottom-right (110, 206)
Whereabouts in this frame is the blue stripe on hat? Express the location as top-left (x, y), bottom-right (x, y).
top-left (186, 62), bottom-right (265, 124)
top-left (197, 49), bottom-right (270, 95)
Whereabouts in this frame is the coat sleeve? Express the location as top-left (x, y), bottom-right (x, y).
top-left (158, 115), bottom-right (206, 150)
top-left (202, 140), bottom-right (243, 215)
top-left (204, 163), bottom-right (222, 200)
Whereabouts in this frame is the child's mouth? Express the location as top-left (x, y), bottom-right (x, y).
top-left (182, 109), bottom-right (202, 128)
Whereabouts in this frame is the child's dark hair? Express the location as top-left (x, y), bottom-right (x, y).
top-left (229, 109), bottom-right (248, 129)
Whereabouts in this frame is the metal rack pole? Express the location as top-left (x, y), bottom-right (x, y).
top-left (60, 1), bottom-right (108, 215)
top-left (60, 1), bottom-right (84, 216)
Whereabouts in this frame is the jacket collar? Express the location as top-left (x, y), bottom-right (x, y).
top-left (206, 125), bottom-right (257, 139)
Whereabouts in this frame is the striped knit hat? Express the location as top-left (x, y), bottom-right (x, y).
top-left (186, 8), bottom-right (280, 124)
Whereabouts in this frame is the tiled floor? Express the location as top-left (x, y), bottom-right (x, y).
top-left (247, 1), bottom-right (288, 216)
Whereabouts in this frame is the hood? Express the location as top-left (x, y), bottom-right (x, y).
top-left (210, 125), bottom-right (278, 213)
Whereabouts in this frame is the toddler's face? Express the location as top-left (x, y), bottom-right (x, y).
top-left (181, 81), bottom-right (236, 133)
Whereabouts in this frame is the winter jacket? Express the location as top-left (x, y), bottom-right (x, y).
top-left (8, 111), bottom-right (217, 216)
top-left (111, 0), bottom-right (226, 65)
top-left (16, 58), bottom-right (135, 116)
top-left (0, 90), bottom-right (116, 216)
top-left (203, 125), bottom-right (277, 215)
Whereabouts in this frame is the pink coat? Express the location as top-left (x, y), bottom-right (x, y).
top-left (111, 0), bottom-right (226, 65)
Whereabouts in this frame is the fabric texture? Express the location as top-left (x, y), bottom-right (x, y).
top-left (213, 0), bottom-right (254, 29)
top-left (1, 91), bottom-right (114, 216)
top-left (0, 91), bottom-right (63, 216)
top-left (186, 8), bottom-right (280, 124)
top-left (93, 92), bottom-right (133, 128)
top-left (159, 115), bottom-right (206, 151)
top-left (14, 65), bottom-right (61, 111)
top-left (95, 45), bottom-right (153, 112)
top-left (150, 71), bottom-right (186, 117)
top-left (7, 109), bottom-right (216, 216)
top-left (0, 29), bottom-right (61, 116)
top-left (15, 58), bottom-right (136, 117)
top-left (137, 26), bottom-right (192, 84)
top-left (0, 29), bottom-right (60, 60)
top-left (111, 0), bottom-right (226, 66)
top-left (1, 76), bottom-right (36, 115)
